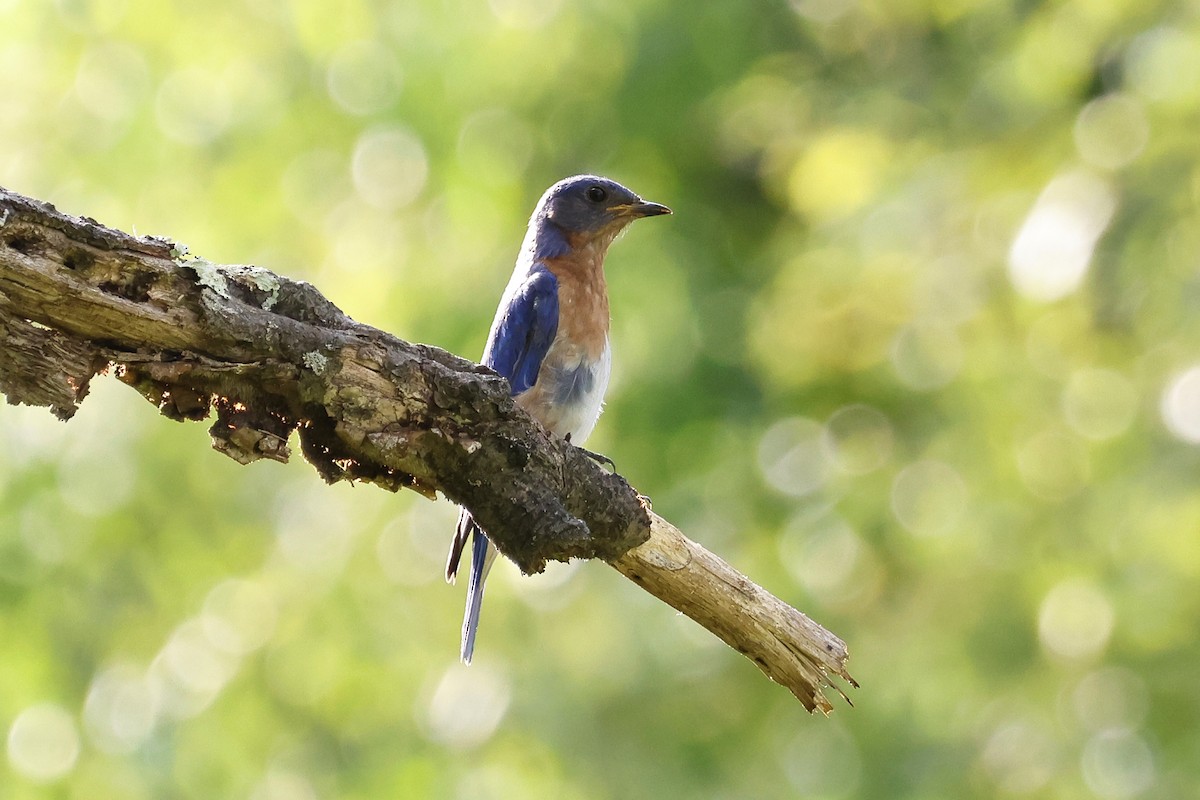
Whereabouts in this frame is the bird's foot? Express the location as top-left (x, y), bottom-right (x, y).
top-left (637, 493), bottom-right (653, 511)
top-left (564, 433), bottom-right (616, 471)
top-left (580, 447), bottom-right (616, 471)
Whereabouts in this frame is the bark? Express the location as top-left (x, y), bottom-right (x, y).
top-left (0, 186), bottom-right (854, 713)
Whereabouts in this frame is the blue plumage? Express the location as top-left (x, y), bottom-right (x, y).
top-left (482, 265), bottom-right (559, 397)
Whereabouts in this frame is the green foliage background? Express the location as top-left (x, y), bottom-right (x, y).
top-left (2, 0), bottom-right (1199, 797)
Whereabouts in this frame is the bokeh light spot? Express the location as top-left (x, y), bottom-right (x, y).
top-left (789, 129), bottom-right (890, 222)
top-left (152, 618), bottom-right (241, 720)
top-left (1126, 26), bottom-right (1200, 108)
top-left (251, 768), bottom-right (319, 800)
top-left (1008, 171), bottom-right (1116, 302)
top-left (1081, 729), bottom-right (1155, 799)
top-left (778, 724), bottom-right (862, 797)
top-left (377, 515), bottom-right (439, 587)
top-left (1160, 365), bottom-right (1200, 444)
top-left (326, 40), bottom-right (402, 116)
top-left (488, 0), bottom-right (562, 29)
top-left (890, 459), bottom-right (967, 537)
top-left (1010, 10), bottom-right (1093, 102)
top-left (1072, 667), bottom-right (1149, 733)
top-left (326, 202), bottom-right (407, 277)
top-left (421, 663), bottom-right (511, 749)
top-left (980, 718), bottom-right (1059, 794)
top-left (821, 404), bottom-right (894, 475)
top-left (351, 125), bottom-right (428, 210)
top-left (6, 703), bottom-right (80, 783)
top-left (1038, 578), bottom-right (1113, 660)
top-left (778, 510), bottom-right (872, 606)
top-left (84, 663), bottom-right (161, 754)
top-left (273, 487), bottom-right (354, 575)
top-left (201, 578), bottom-right (278, 655)
top-left (155, 67), bottom-right (233, 146)
top-left (74, 42), bottom-right (150, 124)
top-left (1074, 93), bottom-right (1149, 170)
top-left (511, 558), bottom-right (582, 612)
top-left (789, 0), bottom-right (854, 24)
top-left (757, 417), bottom-right (829, 497)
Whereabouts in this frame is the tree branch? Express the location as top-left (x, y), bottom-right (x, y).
top-left (0, 186), bottom-right (854, 713)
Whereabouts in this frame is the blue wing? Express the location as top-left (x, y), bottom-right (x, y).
top-left (482, 265), bottom-right (559, 396)
top-left (447, 264), bottom-right (559, 662)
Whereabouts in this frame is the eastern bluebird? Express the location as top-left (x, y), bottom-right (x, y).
top-left (446, 174), bottom-right (671, 663)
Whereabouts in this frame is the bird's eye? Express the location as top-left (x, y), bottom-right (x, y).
top-left (586, 186), bottom-right (607, 203)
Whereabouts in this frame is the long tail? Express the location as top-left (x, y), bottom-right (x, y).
top-left (460, 528), bottom-right (494, 664)
top-left (447, 509), bottom-right (497, 663)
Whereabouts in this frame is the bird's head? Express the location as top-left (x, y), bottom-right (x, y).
top-left (528, 175), bottom-right (670, 258)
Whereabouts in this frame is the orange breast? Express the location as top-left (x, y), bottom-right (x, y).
top-left (543, 245), bottom-right (610, 359)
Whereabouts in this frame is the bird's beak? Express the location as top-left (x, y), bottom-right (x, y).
top-left (612, 200), bottom-right (672, 218)
top-left (634, 200), bottom-right (672, 217)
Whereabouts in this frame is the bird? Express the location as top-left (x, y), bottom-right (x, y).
top-left (445, 174), bottom-right (671, 663)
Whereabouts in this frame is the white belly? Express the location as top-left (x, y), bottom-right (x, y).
top-left (520, 339), bottom-right (611, 444)
top-left (556, 340), bottom-right (611, 444)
